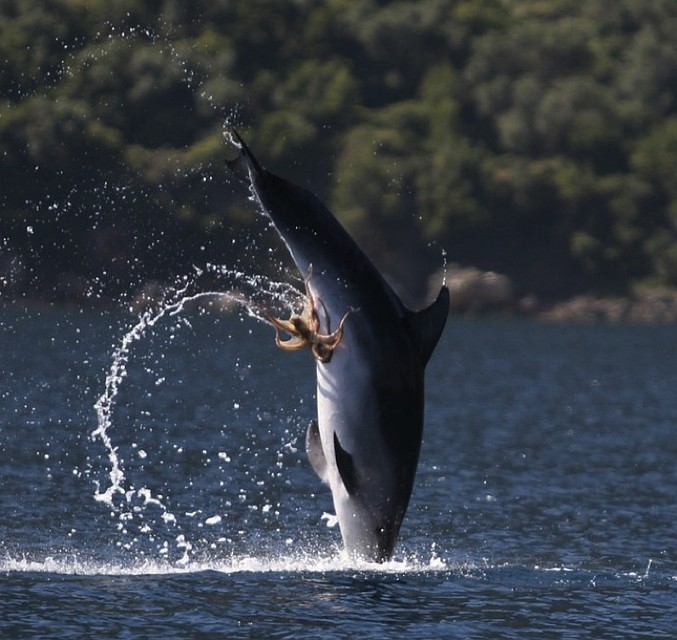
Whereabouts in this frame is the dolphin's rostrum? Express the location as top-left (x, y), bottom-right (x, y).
top-left (227, 128), bottom-right (449, 562)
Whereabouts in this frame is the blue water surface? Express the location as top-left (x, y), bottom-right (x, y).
top-left (1, 306), bottom-right (675, 638)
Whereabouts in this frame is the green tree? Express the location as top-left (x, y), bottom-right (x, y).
top-left (4, 0), bottom-right (677, 301)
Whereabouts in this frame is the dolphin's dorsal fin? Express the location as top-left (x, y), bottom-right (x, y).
top-left (403, 286), bottom-right (449, 367)
top-left (333, 433), bottom-right (358, 496)
top-left (306, 420), bottom-right (329, 484)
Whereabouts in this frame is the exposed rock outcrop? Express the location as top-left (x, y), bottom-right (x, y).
top-left (541, 292), bottom-right (677, 323)
top-left (429, 264), bottom-right (514, 314)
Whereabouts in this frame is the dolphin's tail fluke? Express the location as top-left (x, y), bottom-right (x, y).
top-left (225, 127), bottom-right (265, 183)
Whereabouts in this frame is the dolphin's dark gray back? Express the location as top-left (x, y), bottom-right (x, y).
top-left (227, 128), bottom-right (450, 561)
top-left (227, 127), bottom-right (449, 368)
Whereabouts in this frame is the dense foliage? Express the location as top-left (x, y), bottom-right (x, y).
top-left (2, 0), bottom-right (677, 302)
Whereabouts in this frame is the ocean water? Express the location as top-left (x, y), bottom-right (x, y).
top-left (1, 305), bottom-right (675, 638)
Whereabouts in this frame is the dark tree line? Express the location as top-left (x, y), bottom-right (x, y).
top-left (2, 0), bottom-right (677, 303)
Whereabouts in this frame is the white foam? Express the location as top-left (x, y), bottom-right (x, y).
top-left (0, 549), bottom-right (454, 577)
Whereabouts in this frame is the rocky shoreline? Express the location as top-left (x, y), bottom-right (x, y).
top-left (5, 269), bottom-right (677, 324)
top-left (536, 292), bottom-right (677, 323)
top-left (434, 264), bottom-right (677, 323)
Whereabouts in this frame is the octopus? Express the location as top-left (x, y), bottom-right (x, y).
top-left (263, 270), bottom-right (354, 364)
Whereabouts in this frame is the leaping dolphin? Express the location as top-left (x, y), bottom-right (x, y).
top-left (226, 129), bottom-right (449, 562)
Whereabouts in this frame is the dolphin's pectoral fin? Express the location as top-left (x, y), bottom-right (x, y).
top-left (306, 420), bottom-right (329, 484)
top-left (333, 433), bottom-right (358, 496)
top-left (403, 286), bottom-right (450, 366)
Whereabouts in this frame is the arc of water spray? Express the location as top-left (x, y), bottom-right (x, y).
top-left (91, 266), bottom-right (307, 510)
top-left (91, 282), bottom-right (229, 508)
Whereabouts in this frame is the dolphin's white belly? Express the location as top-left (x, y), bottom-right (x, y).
top-left (228, 128), bottom-right (450, 561)
top-left (314, 328), bottom-right (399, 558)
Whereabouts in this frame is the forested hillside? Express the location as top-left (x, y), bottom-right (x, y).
top-left (2, 0), bottom-right (677, 303)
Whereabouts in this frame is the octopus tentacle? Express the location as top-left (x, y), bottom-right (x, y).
top-left (259, 264), bottom-right (357, 363)
top-left (314, 309), bottom-right (353, 346)
top-left (274, 330), bottom-right (309, 351)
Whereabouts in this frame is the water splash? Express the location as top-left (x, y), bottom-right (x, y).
top-left (90, 266), bottom-right (306, 561)
top-left (0, 546), bottom-right (454, 577)
top-left (6, 550), bottom-right (673, 588)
